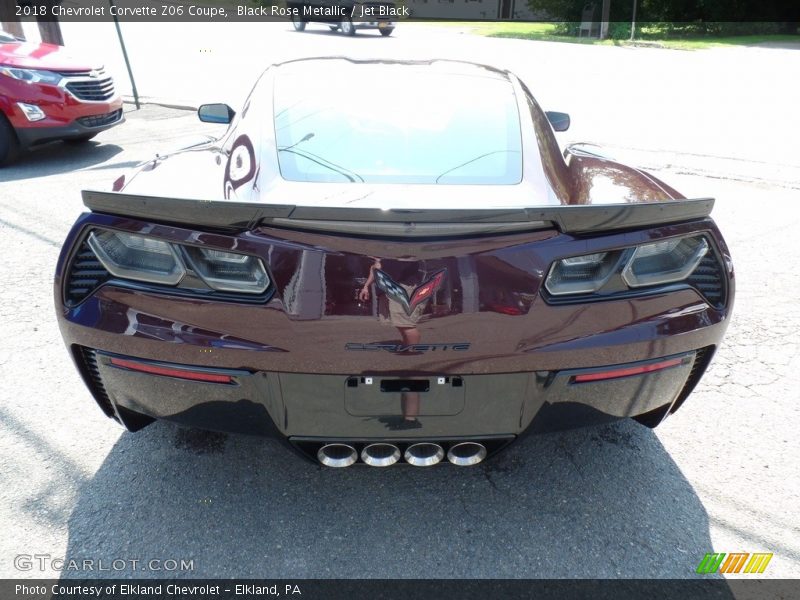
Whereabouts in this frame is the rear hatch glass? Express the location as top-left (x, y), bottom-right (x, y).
top-left (273, 63), bottom-right (523, 185)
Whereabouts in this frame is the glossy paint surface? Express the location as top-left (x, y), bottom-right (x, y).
top-left (119, 58), bottom-right (683, 212)
top-left (53, 58), bottom-right (736, 441)
top-left (56, 213), bottom-right (733, 377)
top-left (0, 39), bottom-right (96, 70)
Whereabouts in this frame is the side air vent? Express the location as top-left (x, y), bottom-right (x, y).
top-left (688, 251), bottom-right (726, 309)
top-left (670, 345), bottom-right (715, 414)
top-left (65, 240), bottom-right (110, 306)
top-left (635, 345), bottom-right (715, 427)
top-left (74, 346), bottom-right (117, 420)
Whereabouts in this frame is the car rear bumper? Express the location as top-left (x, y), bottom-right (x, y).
top-left (71, 344), bottom-right (711, 441)
top-left (55, 212), bottom-right (733, 462)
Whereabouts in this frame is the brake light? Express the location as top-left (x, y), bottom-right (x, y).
top-left (573, 357), bottom-right (683, 383)
top-left (109, 357), bottom-right (233, 384)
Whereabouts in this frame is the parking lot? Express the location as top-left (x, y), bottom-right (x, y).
top-left (1, 24), bottom-right (798, 580)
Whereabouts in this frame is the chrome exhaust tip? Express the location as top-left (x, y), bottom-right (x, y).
top-left (404, 442), bottom-right (444, 467)
top-left (447, 442), bottom-right (487, 466)
top-left (317, 443), bottom-right (358, 468)
top-left (361, 443), bottom-right (401, 467)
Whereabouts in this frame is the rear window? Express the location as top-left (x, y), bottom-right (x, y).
top-left (273, 66), bottom-right (523, 185)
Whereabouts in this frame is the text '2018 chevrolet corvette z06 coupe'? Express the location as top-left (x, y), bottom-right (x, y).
top-left (54, 58), bottom-right (734, 468)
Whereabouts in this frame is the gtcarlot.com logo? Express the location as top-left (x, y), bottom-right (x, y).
top-left (14, 554), bottom-right (195, 572)
top-left (696, 552), bottom-right (773, 574)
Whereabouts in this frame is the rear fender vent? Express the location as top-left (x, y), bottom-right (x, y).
top-left (669, 345), bottom-right (715, 414)
top-left (65, 240), bottom-right (110, 307)
top-left (688, 249), bottom-right (726, 309)
top-left (634, 346), bottom-right (715, 427)
top-left (74, 346), bottom-right (118, 421)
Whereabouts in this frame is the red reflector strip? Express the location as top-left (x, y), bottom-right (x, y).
top-left (573, 357), bottom-right (684, 383)
top-left (109, 357), bottom-right (232, 384)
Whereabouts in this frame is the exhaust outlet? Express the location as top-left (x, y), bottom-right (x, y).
top-left (317, 443), bottom-right (358, 468)
top-left (361, 443), bottom-right (401, 467)
top-left (404, 442), bottom-right (444, 467)
top-left (447, 442), bottom-right (487, 466)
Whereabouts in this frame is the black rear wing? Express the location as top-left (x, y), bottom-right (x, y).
top-left (82, 191), bottom-right (714, 237)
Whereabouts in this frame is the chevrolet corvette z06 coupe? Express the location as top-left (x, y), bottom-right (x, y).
top-left (0, 30), bottom-right (124, 165)
top-left (55, 58), bottom-right (734, 468)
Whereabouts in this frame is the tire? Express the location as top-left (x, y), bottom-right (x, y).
top-left (379, 27), bottom-right (394, 37)
top-left (292, 17), bottom-right (306, 31)
top-left (340, 19), bottom-right (355, 36)
top-left (0, 115), bottom-right (20, 166)
top-left (64, 133), bottom-right (98, 144)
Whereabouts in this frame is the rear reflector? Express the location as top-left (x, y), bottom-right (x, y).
top-left (109, 357), bottom-right (233, 384)
top-left (573, 357), bottom-right (684, 383)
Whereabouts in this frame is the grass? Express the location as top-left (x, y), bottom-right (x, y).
top-left (635, 33), bottom-right (800, 50)
top-left (423, 21), bottom-right (800, 50)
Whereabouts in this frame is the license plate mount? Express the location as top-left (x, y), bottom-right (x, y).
top-left (344, 376), bottom-right (465, 416)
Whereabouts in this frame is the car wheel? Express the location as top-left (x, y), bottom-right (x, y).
top-left (0, 115), bottom-right (20, 166)
top-left (64, 133), bottom-right (98, 144)
top-left (340, 19), bottom-right (355, 36)
top-left (292, 16), bottom-right (306, 31)
top-left (379, 27), bottom-right (394, 37)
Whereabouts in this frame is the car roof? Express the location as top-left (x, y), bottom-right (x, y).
top-left (271, 56), bottom-right (514, 81)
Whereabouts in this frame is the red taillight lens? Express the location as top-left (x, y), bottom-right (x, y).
top-left (109, 357), bottom-right (233, 384)
top-left (573, 357), bottom-right (683, 383)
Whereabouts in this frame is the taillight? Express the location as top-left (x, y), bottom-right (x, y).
top-left (545, 234), bottom-right (713, 298)
top-left (85, 228), bottom-right (270, 295)
top-left (573, 357), bottom-right (684, 383)
top-left (109, 357), bottom-right (233, 384)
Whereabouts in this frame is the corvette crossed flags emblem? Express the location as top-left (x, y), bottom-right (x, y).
top-left (374, 269), bottom-right (447, 316)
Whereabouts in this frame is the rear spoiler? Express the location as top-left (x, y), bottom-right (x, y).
top-left (82, 191), bottom-right (714, 236)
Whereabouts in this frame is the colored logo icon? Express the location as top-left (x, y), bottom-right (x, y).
top-left (696, 552), bottom-right (772, 574)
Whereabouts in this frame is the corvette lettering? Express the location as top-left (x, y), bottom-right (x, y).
top-left (345, 343), bottom-right (471, 353)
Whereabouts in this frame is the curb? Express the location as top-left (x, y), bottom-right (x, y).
top-left (122, 96), bottom-right (198, 111)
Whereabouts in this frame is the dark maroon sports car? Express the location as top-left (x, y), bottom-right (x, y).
top-left (54, 58), bottom-right (734, 468)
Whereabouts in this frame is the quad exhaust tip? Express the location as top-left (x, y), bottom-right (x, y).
top-left (361, 443), bottom-right (401, 467)
top-left (316, 441), bottom-right (487, 467)
top-left (404, 442), bottom-right (445, 467)
top-left (317, 443), bottom-right (358, 468)
top-left (447, 442), bottom-right (487, 466)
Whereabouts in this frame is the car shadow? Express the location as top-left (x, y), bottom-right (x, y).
top-left (58, 419), bottom-right (733, 583)
top-left (1, 142), bottom-right (124, 182)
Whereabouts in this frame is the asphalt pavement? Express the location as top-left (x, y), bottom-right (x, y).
top-left (0, 24), bottom-right (799, 581)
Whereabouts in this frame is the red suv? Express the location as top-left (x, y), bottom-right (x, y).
top-left (0, 31), bottom-right (124, 165)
